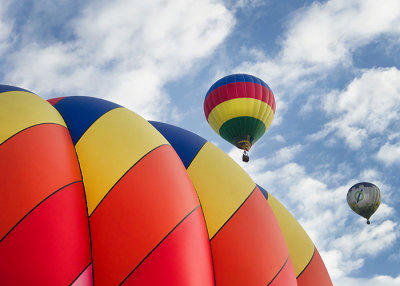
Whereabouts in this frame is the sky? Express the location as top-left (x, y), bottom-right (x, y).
top-left (1, 0), bottom-right (399, 285)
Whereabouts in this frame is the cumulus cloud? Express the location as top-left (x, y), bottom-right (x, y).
top-left (228, 144), bottom-right (302, 176)
top-left (335, 274), bottom-right (400, 286)
top-left (226, 0), bottom-right (268, 12)
top-left (3, 0), bottom-right (234, 119)
top-left (332, 220), bottom-right (397, 257)
top-left (321, 249), bottom-right (363, 280)
top-left (282, 0), bottom-right (400, 67)
top-left (376, 142), bottom-right (400, 166)
top-left (308, 67), bottom-right (400, 149)
top-left (0, 0), bottom-right (13, 58)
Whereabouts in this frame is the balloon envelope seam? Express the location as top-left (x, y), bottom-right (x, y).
top-left (267, 254), bottom-right (290, 286)
top-left (210, 185), bottom-right (257, 240)
top-left (295, 246), bottom-right (316, 279)
top-left (69, 261), bottom-right (92, 285)
top-left (0, 122), bottom-right (66, 146)
top-left (0, 180), bottom-right (83, 243)
top-left (119, 205), bottom-right (201, 285)
top-left (88, 143), bottom-right (170, 217)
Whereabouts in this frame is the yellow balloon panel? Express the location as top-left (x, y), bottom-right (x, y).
top-left (187, 142), bottom-right (255, 238)
top-left (0, 91), bottom-right (66, 144)
top-left (268, 193), bottom-right (315, 276)
top-left (207, 98), bottom-right (274, 132)
top-left (75, 107), bottom-right (168, 215)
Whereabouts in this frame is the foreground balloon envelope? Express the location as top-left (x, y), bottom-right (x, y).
top-left (0, 85), bottom-right (332, 285)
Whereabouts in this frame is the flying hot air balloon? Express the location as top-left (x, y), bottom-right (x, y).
top-left (347, 182), bottom-right (381, 224)
top-left (204, 74), bottom-right (276, 162)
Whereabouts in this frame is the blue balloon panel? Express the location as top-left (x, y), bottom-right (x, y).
top-left (53, 96), bottom-right (121, 145)
top-left (257, 185), bottom-right (269, 200)
top-left (0, 85), bottom-right (31, 93)
top-left (149, 121), bottom-right (207, 168)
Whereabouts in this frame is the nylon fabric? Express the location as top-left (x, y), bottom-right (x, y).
top-left (0, 90), bottom-right (66, 144)
top-left (207, 98), bottom-right (274, 133)
top-left (75, 107), bottom-right (168, 214)
top-left (187, 142), bottom-right (255, 238)
top-left (268, 193), bottom-right (315, 276)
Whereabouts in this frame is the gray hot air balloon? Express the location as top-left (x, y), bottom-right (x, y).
top-left (347, 182), bottom-right (381, 224)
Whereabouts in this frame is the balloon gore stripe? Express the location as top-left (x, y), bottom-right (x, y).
top-left (219, 116), bottom-right (266, 146)
top-left (204, 74), bottom-right (272, 100)
top-left (51, 96), bottom-right (121, 145)
top-left (204, 81), bottom-right (275, 119)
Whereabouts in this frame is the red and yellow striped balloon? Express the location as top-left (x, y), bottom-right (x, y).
top-left (204, 74), bottom-right (276, 152)
top-left (0, 85), bottom-right (332, 286)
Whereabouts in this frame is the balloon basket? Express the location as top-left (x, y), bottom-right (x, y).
top-left (242, 151), bottom-right (249, 163)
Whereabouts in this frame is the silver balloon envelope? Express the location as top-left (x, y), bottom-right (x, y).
top-left (347, 182), bottom-right (381, 224)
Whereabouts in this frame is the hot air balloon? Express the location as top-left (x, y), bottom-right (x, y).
top-left (347, 182), bottom-right (381, 224)
top-left (204, 74), bottom-right (276, 162)
top-left (1, 84), bottom-right (333, 285)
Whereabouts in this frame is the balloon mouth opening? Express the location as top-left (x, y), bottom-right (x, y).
top-left (233, 136), bottom-right (253, 151)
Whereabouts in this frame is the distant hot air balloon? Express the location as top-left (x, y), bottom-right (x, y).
top-left (347, 182), bottom-right (381, 224)
top-left (204, 74), bottom-right (276, 162)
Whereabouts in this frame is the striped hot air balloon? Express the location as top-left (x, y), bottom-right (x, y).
top-left (204, 74), bottom-right (276, 162)
top-left (1, 85), bottom-right (333, 286)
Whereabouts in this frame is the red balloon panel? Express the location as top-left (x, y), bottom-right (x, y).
top-left (211, 187), bottom-right (296, 286)
top-left (47, 97), bottom-right (66, 106)
top-left (0, 182), bottom-right (92, 285)
top-left (297, 248), bottom-right (333, 286)
top-left (71, 264), bottom-right (93, 286)
top-left (122, 207), bottom-right (214, 286)
top-left (89, 145), bottom-right (201, 286)
top-left (268, 257), bottom-right (297, 286)
top-left (204, 81), bottom-right (274, 119)
top-left (0, 124), bottom-right (82, 240)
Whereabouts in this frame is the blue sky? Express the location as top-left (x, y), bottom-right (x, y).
top-left (1, 0), bottom-right (400, 284)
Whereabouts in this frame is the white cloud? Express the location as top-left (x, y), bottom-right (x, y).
top-left (332, 220), bottom-right (397, 257)
top-left (272, 144), bottom-right (302, 164)
top-left (0, 0), bottom-right (13, 57)
top-left (376, 142), bottom-right (400, 166)
top-left (373, 202), bottom-right (395, 222)
top-left (271, 134), bottom-right (286, 143)
top-left (309, 67), bottom-right (400, 149)
top-left (3, 0), bottom-right (234, 120)
top-left (227, 144), bottom-right (302, 176)
top-left (321, 249), bottom-right (363, 280)
top-left (226, 0), bottom-right (268, 12)
top-left (335, 274), bottom-right (400, 286)
top-left (282, 0), bottom-right (400, 67)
